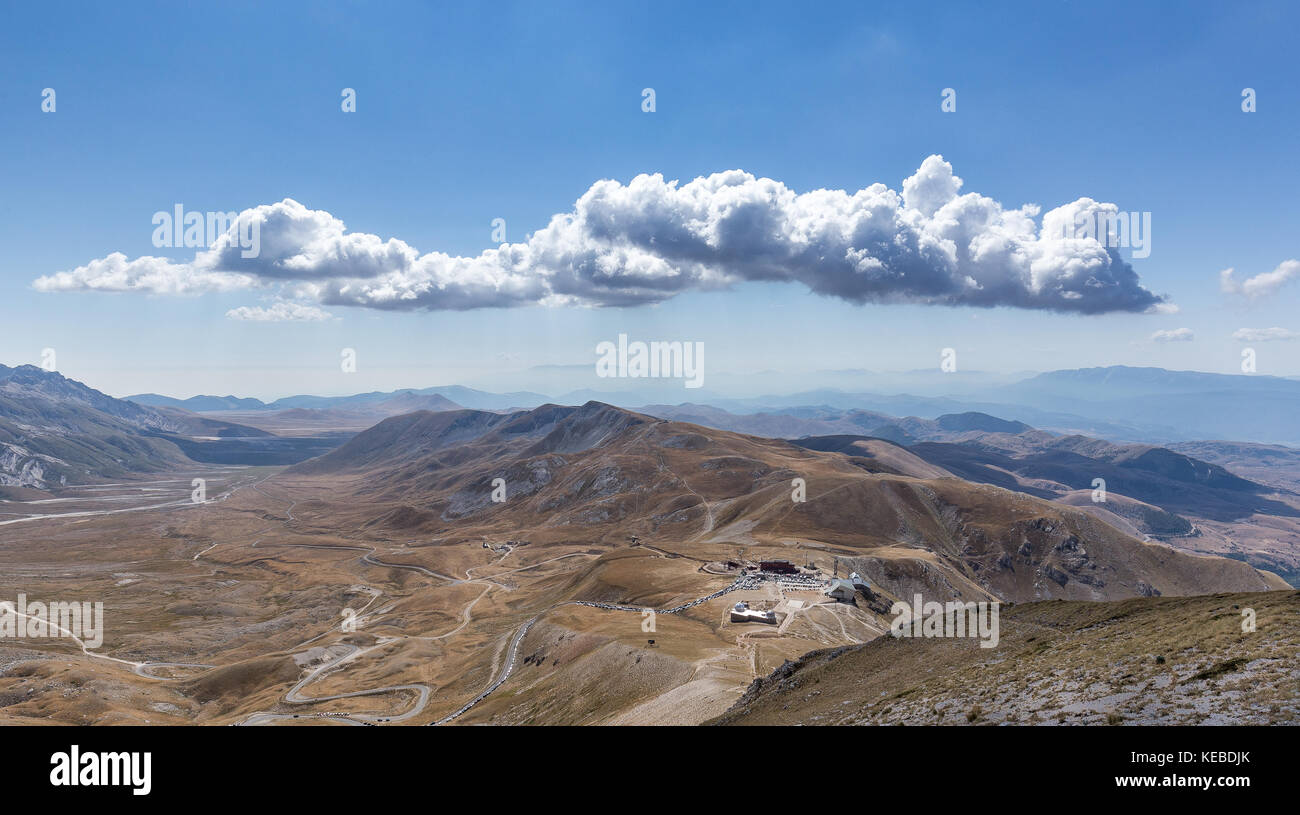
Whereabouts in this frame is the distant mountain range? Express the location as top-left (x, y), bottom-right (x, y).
top-left (125, 394), bottom-right (268, 411)
top-left (128, 385), bottom-right (542, 412)
top-left (0, 365), bottom-right (375, 489)
top-left (0, 364), bottom-right (269, 489)
top-left (986, 366), bottom-right (1300, 445)
top-left (639, 404), bottom-right (1035, 444)
top-left (643, 402), bottom-right (1300, 584)
top-left (126, 365), bottom-right (1300, 445)
top-left (7, 362), bottom-right (1299, 584)
top-left (682, 367), bottom-right (1300, 444)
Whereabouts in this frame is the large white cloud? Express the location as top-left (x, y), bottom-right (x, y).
top-left (32, 156), bottom-right (1168, 314)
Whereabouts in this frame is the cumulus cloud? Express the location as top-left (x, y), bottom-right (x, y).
top-left (33, 156), bottom-right (1168, 315)
top-left (1150, 327), bottom-right (1194, 342)
top-left (226, 302), bottom-right (333, 322)
top-left (1220, 260), bottom-right (1300, 298)
top-left (32, 252), bottom-right (257, 295)
top-left (1233, 327), bottom-right (1299, 342)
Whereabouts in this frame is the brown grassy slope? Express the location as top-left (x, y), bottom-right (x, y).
top-left (708, 590), bottom-right (1300, 726)
top-left (277, 403), bottom-right (1283, 604)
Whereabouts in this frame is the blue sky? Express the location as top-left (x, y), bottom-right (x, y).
top-left (1, 0), bottom-right (1297, 399)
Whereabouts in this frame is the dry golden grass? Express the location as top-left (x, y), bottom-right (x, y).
top-left (710, 590), bottom-right (1300, 726)
top-left (0, 410), bottom-right (1288, 725)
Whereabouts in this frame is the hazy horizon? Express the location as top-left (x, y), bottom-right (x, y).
top-left (10, 359), bottom-right (1300, 405)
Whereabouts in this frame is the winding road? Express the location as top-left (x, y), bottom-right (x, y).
top-left (9, 462), bottom-right (767, 726)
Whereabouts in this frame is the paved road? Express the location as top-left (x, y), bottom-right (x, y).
top-left (237, 640), bottom-right (431, 726)
top-left (430, 617), bottom-right (537, 725)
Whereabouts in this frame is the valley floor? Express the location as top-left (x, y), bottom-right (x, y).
top-left (0, 472), bottom-right (888, 725)
top-left (1, 464), bottom-right (1294, 726)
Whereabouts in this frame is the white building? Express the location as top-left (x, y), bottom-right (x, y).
top-left (730, 601), bottom-right (776, 624)
top-left (826, 578), bottom-right (856, 601)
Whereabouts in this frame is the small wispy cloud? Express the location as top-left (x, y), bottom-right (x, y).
top-left (1220, 260), bottom-right (1300, 298)
top-left (1233, 327), bottom-right (1299, 342)
top-left (1150, 327), bottom-right (1194, 342)
top-left (225, 302), bottom-right (333, 322)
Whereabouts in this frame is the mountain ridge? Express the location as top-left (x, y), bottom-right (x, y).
top-left (278, 400), bottom-right (1282, 602)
